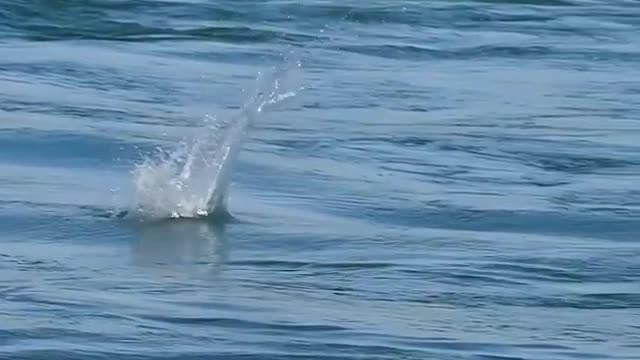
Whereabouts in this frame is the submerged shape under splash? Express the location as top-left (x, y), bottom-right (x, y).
top-left (132, 53), bottom-right (302, 220)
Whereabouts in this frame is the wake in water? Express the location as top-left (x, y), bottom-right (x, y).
top-left (130, 52), bottom-right (302, 220)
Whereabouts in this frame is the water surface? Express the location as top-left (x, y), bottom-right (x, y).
top-left (1, 1), bottom-right (639, 359)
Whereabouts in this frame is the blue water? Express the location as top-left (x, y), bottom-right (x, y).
top-left (1, 1), bottom-right (639, 359)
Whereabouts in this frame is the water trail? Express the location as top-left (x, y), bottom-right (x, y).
top-left (131, 52), bottom-right (302, 220)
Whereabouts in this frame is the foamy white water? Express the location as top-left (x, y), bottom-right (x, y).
top-left (132, 53), bottom-right (302, 220)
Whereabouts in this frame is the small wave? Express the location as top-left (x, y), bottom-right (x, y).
top-left (334, 43), bottom-right (640, 62)
top-left (469, 0), bottom-right (575, 6)
top-left (229, 259), bottom-right (393, 270)
top-left (0, 129), bottom-right (136, 169)
top-left (141, 315), bottom-right (348, 332)
top-left (13, 22), bottom-right (318, 44)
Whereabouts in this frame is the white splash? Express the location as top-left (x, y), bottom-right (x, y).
top-left (132, 53), bottom-right (301, 220)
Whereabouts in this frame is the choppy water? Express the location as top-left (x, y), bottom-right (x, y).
top-left (1, 1), bottom-right (640, 359)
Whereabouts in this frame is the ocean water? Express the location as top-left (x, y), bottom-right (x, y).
top-left (1, 0), bottom-right (639, 359)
